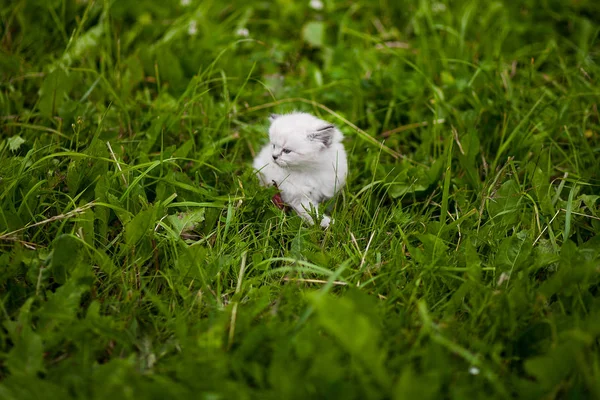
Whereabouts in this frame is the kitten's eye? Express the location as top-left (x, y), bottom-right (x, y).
top-left (272, 144), bottom-right (275, 149)
top-left (282, 148), bottom-right (291, 154)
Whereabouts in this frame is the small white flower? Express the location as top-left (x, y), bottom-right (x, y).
top-left (180, 0), bottom-right (191, 5)
top-left (497, 272), bottom-right (510, 286)
top-left (188, 20), bottom-right (198, 36)
top-left (235, 28), bottom-right (249, 37)
top-left (309, 0), bottom-right (324, 10)
top-left (469, 366), bottom-right (480, 375)
top-left (432, 2), bottom-right (447, 12)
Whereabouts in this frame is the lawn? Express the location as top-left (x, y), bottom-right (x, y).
top-left (1, 0), bottom-right (599, 398)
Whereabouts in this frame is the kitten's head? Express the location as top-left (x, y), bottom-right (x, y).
top-left (268, 112), bottom-right (342, 169)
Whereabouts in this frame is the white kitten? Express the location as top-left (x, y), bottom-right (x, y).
top-left (253, 112), bottom-right (348, 228)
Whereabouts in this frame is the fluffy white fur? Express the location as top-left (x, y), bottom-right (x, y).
top-left (253, 112), bottom-right (348, 228)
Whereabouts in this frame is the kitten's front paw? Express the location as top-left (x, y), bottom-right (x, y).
top-left (320, 216), bottom-right (332, 229)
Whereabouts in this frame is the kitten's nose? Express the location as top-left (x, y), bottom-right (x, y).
top-left (272, 154), bottom-right (279, 160)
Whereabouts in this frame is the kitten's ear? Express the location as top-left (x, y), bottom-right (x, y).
top-left (309, 124), bottom-right (335, 147)
top-left (269, 114), bottom-right (281, 122)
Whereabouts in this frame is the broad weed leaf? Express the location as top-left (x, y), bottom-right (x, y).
top-left (0, 206), bottom-right (23, 232)
top-left (464, 238), bottom-right (482, 282)
top-left (7, 135), bottom-right (25, 152)
top-left (457, 130), bottom-right (482, 188)
top-left (155, 47), bottom-right (186, 91)
top-left (487, 179), bottom-right (521, 226)
top-left (50, 234), bottom-right (82, 284)
top-left (3, 298), bottom-right (35, 341)
top-left (36, 278), bottom-right (90, 347)
top-left (167, 209), bottom-right (205, 235)
top-left (580, 195), bottom-right (599, 213)
top-left (539, 240), bottom-right (596, 298)
top-left (120, 55), bottom-right (145, 97)
top-left (173, 139), bottom-right (194, 158)
top-left (66, 160), bottom-right (82, 195)
top-left (309, 291), bottom-right (390, 388)
top-left (107, 193), bottom-right (132, 224)
top-left (60, 24), bottom-right (104, 67)
top-left (94, 177), bottom-right (110, 244)
top-left (125, 204), bottom-right (158, 245)
top-left (302, 21), bottom-right (325, 48)
top-left (394, 366), bottom-right (441, 400)
top-left (0, 375), bottom-right (69, 400)
top-left (524, 340), bottom-right (584, 391)
top-left (142, 111), bottom-right (175, 154)
top-left (38, 67), bottom-right (73, 117)
top-left (531, 166), bottom-right (554, 215)
top-left (5, 328), bottom-right (44, 377)
top-left (175, 244), bottom-right (208, 279)
top-left (388, 165), bottom-right (432, 198)
top-left (414, 234), bottom-right (449, 267)
top-left (426, 153), bottom-right (446, 183)
top-left (495, 230), bottom-right (532, 278)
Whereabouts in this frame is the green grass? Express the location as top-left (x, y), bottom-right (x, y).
top-left (1, 0), bottom-right (600, 398)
